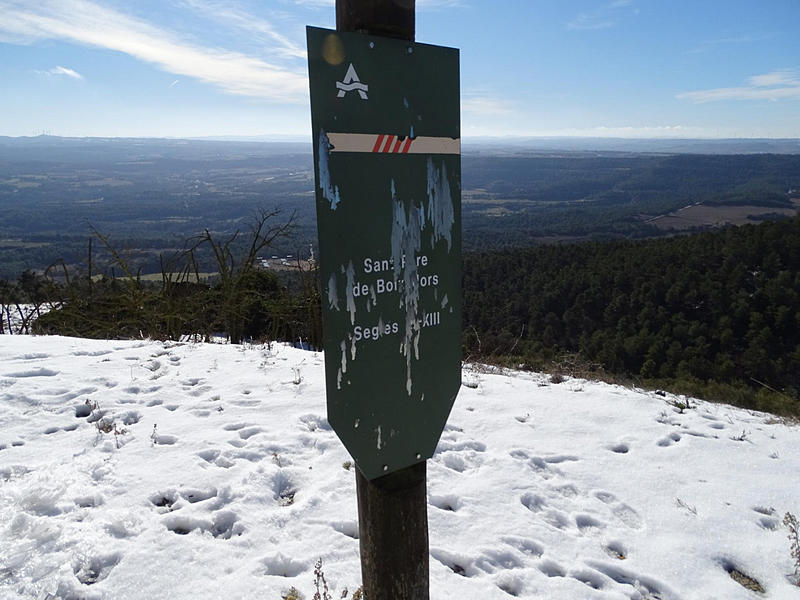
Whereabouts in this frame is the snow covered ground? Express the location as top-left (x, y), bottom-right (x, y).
top-left (1, 335), bottom-right (798, 599)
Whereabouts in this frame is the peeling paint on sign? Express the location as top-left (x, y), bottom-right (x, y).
top-left (318, 130), bottom-right (341, 210)
top-left (390, 179), bottom-right (423, 395)
top-left (427, 158), bottom-right (455, 250)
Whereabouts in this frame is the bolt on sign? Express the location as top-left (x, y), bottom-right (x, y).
top-left (307, 26), bottom-right (461, 480)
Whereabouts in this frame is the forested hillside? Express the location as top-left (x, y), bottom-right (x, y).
top-left (463, 216), bottom-right (800, 414)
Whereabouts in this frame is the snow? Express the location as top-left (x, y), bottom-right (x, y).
top-left (1, 334), bottom-right (798, 599)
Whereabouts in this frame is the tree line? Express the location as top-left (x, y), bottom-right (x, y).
top-left (3, 211), bottom-right (798, 416)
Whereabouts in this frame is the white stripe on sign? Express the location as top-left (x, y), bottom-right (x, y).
top-left (326, 133), bottom-right (460, 155)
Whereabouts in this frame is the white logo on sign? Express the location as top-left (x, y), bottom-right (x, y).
top-left (336, 63), bottom-right (368, 99)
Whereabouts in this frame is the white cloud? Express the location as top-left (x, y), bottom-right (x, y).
top-left (677, 70), bottom-right (800, 103)
top-left (461, 119), bottom-right (716, 139)
top-left (38, 65), bottom-right (84, 79)
top-left (418, 0), bottom-right (466, 9)
top-left (181, 0), bottom-right (306, 60)
top-left (568, 0), bottom-right (634, 31)
top-left (565, 125), bottom-right (698, 137)
top-left (461, 93), bottom-right (514, 116)
top-left (0, 0), bottom-right (307, 102)
top-left (567, 13), bottom-right (614, 31)
top-left (685, 32), bottom-right (776, 55)
top-left (748, 70), bottom-right (798, 87)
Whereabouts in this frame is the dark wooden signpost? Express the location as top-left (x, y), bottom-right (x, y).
top-left (307, 2), bottom-right (461, 597)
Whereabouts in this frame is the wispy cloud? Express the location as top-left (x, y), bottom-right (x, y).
top-left (418, 0), bottom-right (466, 9)
top-left (568, 0), bottom-right (634, 31)
top-left (181, 0), bottom-right (306, 60)
top-left (686, 32), bottom-right (776, 54)
top-left (0, 0), bottom-right (307, 102)
top-left (37, 65), bottom-right (84, 79)
top-left (677, 70), bottom-right (800, 103)
top-left (461, 91), bottom-right (514, 116)
top-left (567, 14), bottom-right (614, 31)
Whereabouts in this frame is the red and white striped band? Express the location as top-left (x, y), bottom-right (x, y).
top-left (326, 132), bottom-right (460, 155)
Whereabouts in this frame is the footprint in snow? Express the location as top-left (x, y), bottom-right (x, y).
top-left (74, 494), bottom-right (104, 508)
top-left (429, 494), bottom-right (463, 512)
top-left (20, 352), bottom-right (51, 359)
top-left (538, 558), bottom-right (566, 578)
top-left (568, 567), bottom-right (608, 590)
top-left (434, 437), bottom-right (486, 473)
top-left (163, 510), bottom-right (243, 539)
top-left (473, 548), bottom-right (525, 573)
top-left (509, 449), bottom-right (530, 461)
top-left (331, 521), bottom-right (359, 539)
top-left (431, 547), bottom-right (525, 581)
top-left (604, 540), bottom-right (628, 560)
top-left (500, 536), bottom-right (544, 558)
top-left (222, 422), bottom-right (249, 431)
top-left (189, 385), bottom-right (213, 397)
top-left (543, 509), bottom-right (570, 530)
top-left (575, 513), bottom-right (606, 534)
top-left (196, 449), bottom-right (236, 469)
top-left (260, 554), bottom-right (308, 578)
top-left (594, 490), bottom-right (644, 529)
top-left (73, 552), bottom-right (121, 585)
top-left (270, 470), bottom-right (298, 506)
top-left (495, 572), bottom-right (526, 597)
top-left (543, 454), bottom-right (579, 464)
top-left (520, 492), bottom-right (547, 513)
top-left (238, 426), bottom-right (263, 440)
top-left (4, 367), bottom-right (59, 378)
top-left (74, 350), bottom-right (111, 357)
top-left (585, 560), bottom-right (679, 600)
top-left (608, 442), bottom-right (630, 454)
top-left (611, 503), bottom-right (643, 529)
top-left (299, 414), bottom-right (331, 432)
top-left (552, 483), bottom-right (579, 498)
top-left (753, 506), bottom-right (780, 530)
top-left (121, 411), bottom-right (141, 425)
top-left (151, 430), bottom-right (177, 445)
top-left (657, 432), bottom-right (681, 447)
top-left (197, 449), bottom-right (221, 463)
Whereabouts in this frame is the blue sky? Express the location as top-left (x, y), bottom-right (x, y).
top-left (1, 0), bottom-right (799, 139)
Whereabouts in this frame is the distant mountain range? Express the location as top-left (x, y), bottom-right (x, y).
top-left (3, 134), bottom-right (799, 155)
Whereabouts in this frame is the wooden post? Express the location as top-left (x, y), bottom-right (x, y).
top-left (336, 0), bottom-right (415, 41)
top-left (335, 5), bottom-right (427, 599)
top-left (355, 463), bottom-right (429, 600)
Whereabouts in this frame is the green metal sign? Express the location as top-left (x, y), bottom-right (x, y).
top-left (307, 26), bottom-right (461, 480)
